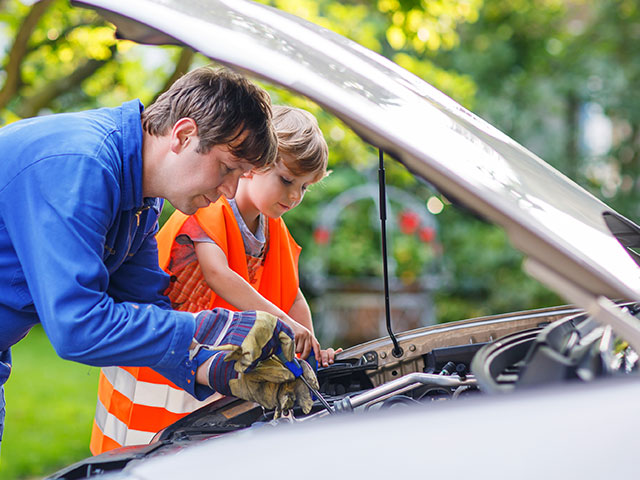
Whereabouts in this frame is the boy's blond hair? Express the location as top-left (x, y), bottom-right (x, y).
top-left (272, 105), bottom-right (328, 178)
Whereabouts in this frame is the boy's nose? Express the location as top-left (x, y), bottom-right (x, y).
top-left (289, 188), bottom-right (302, 204)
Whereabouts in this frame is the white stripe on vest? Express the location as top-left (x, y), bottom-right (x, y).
top-left (102, 366), bottom-right (217, 413)
top-left (95, 367), bottom-right (222, 448)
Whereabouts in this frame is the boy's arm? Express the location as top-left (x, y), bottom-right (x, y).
top-left (194, 241), bottom-right (320, 360)
top-left (288, 288), bottom-right (314, 333)
top-left (289, 288), bottom-right (341, 367)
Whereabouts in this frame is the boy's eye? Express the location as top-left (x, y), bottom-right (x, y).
top-left (280, 176), bottom-right (293, 185)
top-left (221, 163), bottom-right (233, 175)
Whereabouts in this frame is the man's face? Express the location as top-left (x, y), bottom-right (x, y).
top-left (168, 138), bottom-right (254, 215)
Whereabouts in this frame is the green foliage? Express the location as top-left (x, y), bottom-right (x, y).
top-left (0, 0), bottom-right (184, 121)
top-left (434, 206), bottom-right (561, 323)
top-left (580, 0), bottom-right (640, 219)
top-left (287, 164), bottom-right (439, 281)
top-left (433, 0), bottom-right (640, 223)
top-left (0, 326), bottom-right (99, 479)
top-left (257, 0), bottom-right (480, 105)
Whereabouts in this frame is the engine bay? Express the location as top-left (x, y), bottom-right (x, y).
top-left (49, 303), bottom-right (640, 480)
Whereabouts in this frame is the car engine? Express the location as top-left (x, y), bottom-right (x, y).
top-left (48, 303), bottom-right (640, 480)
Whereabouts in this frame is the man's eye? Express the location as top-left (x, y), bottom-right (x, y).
top-left (221, 164), bottom-right (232, 174)
top-left (280, 176), bottom-right (293, 185)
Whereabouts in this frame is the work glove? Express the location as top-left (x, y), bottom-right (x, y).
top-left (194, 309), bottom-right (295, 372)
top-left (208, 353), bottom-right (319, 415)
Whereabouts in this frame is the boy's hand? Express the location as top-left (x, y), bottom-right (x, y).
top-left (318, 347), bottom-right (343, 368)
top-left (287, 320), bottom-right (321, 362)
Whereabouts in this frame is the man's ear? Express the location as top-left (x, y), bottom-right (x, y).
top-left (242, 171), bottom-right (255, 179)
top-left (170, 118), bottom-right (198, 153)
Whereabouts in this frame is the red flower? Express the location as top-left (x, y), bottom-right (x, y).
top-left (418, 226), bottom-right (435, 243)
top-left (398, 210), bottom-right (420, 234)
top-left (313, 227), bottom-right (331, 245)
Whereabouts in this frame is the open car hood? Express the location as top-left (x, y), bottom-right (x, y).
top-left (74, 0), bottom-right (640, 310)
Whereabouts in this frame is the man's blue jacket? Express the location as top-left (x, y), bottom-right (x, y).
top-left (0, 100), bottom-right (214, 400)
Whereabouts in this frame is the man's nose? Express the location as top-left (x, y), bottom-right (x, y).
top-left (219, 173), bottom-right (240, 199)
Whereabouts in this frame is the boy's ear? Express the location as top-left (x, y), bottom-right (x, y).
top-left (242, 171), bottom-right (255, 179)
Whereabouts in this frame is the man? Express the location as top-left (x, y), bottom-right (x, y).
top-left (0, 66), bottom-right (316, 452)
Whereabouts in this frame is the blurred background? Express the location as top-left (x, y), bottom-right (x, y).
top-left (1, 0), bottom-right (638, 477)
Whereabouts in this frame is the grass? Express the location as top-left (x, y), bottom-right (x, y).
top-left (0, 325), bottom-right (100, 480)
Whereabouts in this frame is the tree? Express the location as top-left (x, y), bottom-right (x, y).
top-left (433, 0), bottom-right (640, 221)
top-left (0, 0), bottom-right (193, 123)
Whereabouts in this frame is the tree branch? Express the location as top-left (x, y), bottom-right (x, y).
top-left (16, 45), bottom-right (116, 118)
top-left (0, 0), bottom-right (54, 110)
top-left (150, 47), bottom-right (195, 104)
top-left (28, 20), bottom-right (103, 52)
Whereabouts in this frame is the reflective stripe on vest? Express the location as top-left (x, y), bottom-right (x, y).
top-left (90, 366), bottom-right (221, 455)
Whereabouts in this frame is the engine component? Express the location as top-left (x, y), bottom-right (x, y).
top-left (471, 309), bottom-right (639, 394)
top-left (333, 372), bottom-right (476, 413)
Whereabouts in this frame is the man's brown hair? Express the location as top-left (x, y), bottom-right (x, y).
top-left (272, 105), bottom-right (328, 179)
top-left (142, 66), bottom-right (277, 169)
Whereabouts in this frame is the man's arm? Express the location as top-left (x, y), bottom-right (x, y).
top-left (108, 218), bottom-right (171, 309)
top-left (0, 154), bottom-right (215, 398)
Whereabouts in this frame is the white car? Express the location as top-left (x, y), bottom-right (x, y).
top-left (51, 0), bottom-right (640, 478)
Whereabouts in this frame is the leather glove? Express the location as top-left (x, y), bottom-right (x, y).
top-left (194, 309), bottom-right (295, 373)
top-left (208, 354), bottom-right (319, 415)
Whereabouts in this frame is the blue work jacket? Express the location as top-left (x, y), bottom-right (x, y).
top-left (0, 100), bottom-right (214, 399)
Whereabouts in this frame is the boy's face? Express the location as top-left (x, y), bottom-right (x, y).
top-left (243, 157), bottom-right (321, 219)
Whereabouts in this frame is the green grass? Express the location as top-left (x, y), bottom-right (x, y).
top-left (0, 325), bottom-right (100, 480)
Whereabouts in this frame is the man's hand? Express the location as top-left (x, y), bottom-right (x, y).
top-left (194, 309), bottom-right (295, 372)
top-left (208, 353), bottom-right (319, 415)
top-left (192, 308), bottom-right (322, 414)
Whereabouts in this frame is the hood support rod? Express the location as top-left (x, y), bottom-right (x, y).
top-left (379, 149), bottom-right (403, 358)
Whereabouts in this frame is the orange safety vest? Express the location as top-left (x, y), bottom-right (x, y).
top-left (90, 198), bottom-right (301, 455)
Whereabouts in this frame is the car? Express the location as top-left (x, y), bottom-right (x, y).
top-left (49, 0), bottom-right (640, 478)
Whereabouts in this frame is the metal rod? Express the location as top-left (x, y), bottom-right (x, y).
top-left (378, 149), bottom-right (402, 357)
top-left (335, 373), bottom-right (476, 412)
top-left (300, 375), bottom-right (334, 414)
